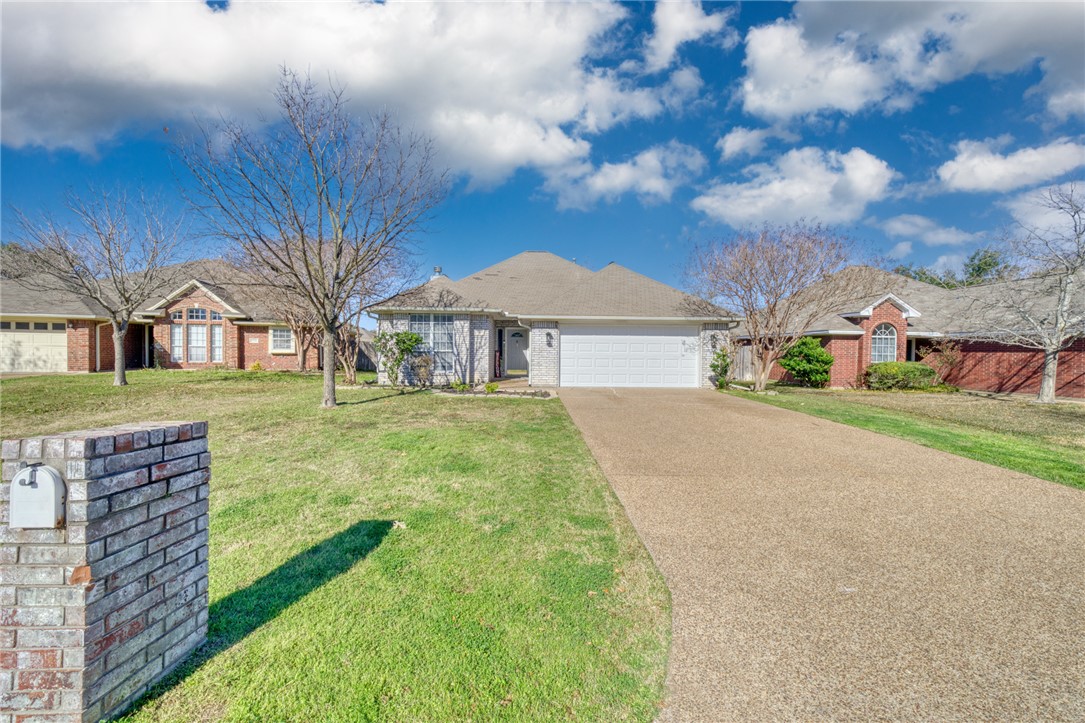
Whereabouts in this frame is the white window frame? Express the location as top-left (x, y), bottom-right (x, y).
top-left (409, 314), bottom-right (454, 374)
top-left (871, 323), bottom-right (897, 363)
top-left (187, 325), bottom-right (208, 363)
top-left (211, 325), bottom-right (224, 363)
top-left (170, 324), bottom-right (184, 362)
top-left (170, 310), bottom-right (183, 321)
top-left (187, 308), bottom-right (207, 321)
top-left (269, 327), bottom-right (295, 354)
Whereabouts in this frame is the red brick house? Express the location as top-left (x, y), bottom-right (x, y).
top-left (0, 261), bottom-right (319, 374)
top-left (749, 268), bottom-right (1084, 398)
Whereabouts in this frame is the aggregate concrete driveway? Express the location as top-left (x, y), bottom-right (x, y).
top-left (561, 388), bottom-right (1085, 722)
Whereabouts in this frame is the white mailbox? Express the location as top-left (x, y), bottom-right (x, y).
top-left (10, 464), bottom-right (66, 529)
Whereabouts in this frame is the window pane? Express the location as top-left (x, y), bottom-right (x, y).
top-left (211, 311), bottom-right (222, 321)
top-left (871, 324), bottom-right (897, 363)
top-left (271, 328), bottom-right (293, 351)
top-left (211, 325), bottom-right (224, 363)
top-left (187, 308), bottom-right (207, 321)
top-left (15, 322), bottom-right (29, 330)
top-left (52, 323), bottom-right (65, 331)
top-left (34, 322), bottom-right (47, 330)
top-left (187, 325), bottom-right (207, 362)
top-left (0, 322), bottom-right (10, 330)
top-left (170, 325), bottom-right (183, 362)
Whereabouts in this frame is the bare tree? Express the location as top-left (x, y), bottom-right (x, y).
top-left (11, 188), bottom-right (186, 386)
top-left (180, 68), bottom-right (445, 407)
top-left (689, 222), bottom-right (876, 391)
top-left (959, 184), bottom-right (1085, 403)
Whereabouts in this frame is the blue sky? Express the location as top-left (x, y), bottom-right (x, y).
top-left (2, 1), bottom-right (1083, 293)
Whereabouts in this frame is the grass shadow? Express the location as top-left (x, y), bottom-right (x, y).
top-left (124, 519), bottom-right (393, 716)
top-left (336, 388), bottom-right (428, 405)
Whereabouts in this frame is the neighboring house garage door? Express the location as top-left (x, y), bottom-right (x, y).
top-left (0, 319), bottom-right (68, 373)
top-left (560, 324), bottom-right (699, 387)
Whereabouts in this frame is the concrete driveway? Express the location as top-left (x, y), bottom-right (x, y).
top-left (561, 388), bottom-right (1085, 722)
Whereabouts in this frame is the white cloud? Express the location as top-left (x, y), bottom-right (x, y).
top-left (740, 22), bottom-right (889, 121)
top-left (0, 1), bottom-right (702, 189)
top-left (932, 253), bottom-right (967, 274)
top-left (937, 138), bottom-right (1085, 192)
top-left (644, 1), bottom-right (735, 73)
top-left (548, 141), bottom-right (706, 209)
top-left (887, 241), bottom-right (913, 259)
top-left (715, 125), bottom-right (798, 160)
top-left (691, 146), bottom-right (895, 226)
top-left (880, 214), bottom-right (976, 246)
top-left (1001, 181), bottom-right (1085, 233)
top-left (740, 3), bottom-right (1085, 122)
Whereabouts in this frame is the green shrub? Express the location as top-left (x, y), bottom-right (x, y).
top-left (778, 337), bottom-right (834, 387)
top-left (249, 361), bottom-right (263, 372)
top-left (709, 348), bottom-right (730, 389)
top-left (450, 381), bottom-right (472, 392)
top-left (373, 330), bottom-right (423, 387)
top-left (484, 382), bottom-right (499, 394)
top-left (865, 361), bottom-right (938, 390)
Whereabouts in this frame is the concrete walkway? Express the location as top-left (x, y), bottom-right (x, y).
top-left (561, 388), bottom-right (1085, 722)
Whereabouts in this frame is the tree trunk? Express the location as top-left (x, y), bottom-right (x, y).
top-left (322, 327), bottom-right (337, 408)
top-left (296, 334), bottom-right (307, 372)
top-left (112, 320), bottom-right (128, 387)
top-left (752, 353), bottom-right (771, 392)
top-left (1036, 348), bottom-right (1060, 403)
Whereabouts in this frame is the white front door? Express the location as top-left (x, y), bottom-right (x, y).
top-left (559, 324), bottom-right (699, 388)
top-left (0, 319), bottom-right (69, 373)
top-left (505, 329), bottom-right (529, 374)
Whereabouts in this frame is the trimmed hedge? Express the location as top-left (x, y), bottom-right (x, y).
top-left (779, 337), bottom-right (834, 388)
top-left (865, 361), bottom-right (938, 390)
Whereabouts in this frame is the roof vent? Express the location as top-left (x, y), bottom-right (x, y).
top-left (431, 266), bottom-right (443, 280)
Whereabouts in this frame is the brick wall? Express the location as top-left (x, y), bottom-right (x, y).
top-left (66, 323), bottom-right (96, 373)
top-left (528, 322), bottom-right (559, 386)
top-left (151, 288), bottom-right (317, 372)
top-left (930, 338), bottom-right (1085, 399)
top-left (1, 422), bottom-right (210, 722)
top-left (469, 316), bottom-right (494, 384)
top-left (699, 324), bottom-right (734, 388)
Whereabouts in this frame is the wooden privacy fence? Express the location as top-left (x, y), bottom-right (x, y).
top-left (732, 345), bottom-right (754, 382)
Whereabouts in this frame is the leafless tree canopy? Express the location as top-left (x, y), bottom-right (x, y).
top-left (180, 68), bottom-right (446, 407)
top-left (961, 183), bottom-right (1085, 402)
top-left (10, 188), bottom-right (187, 386)
top-left (689, 222), bottom-right (875, 391)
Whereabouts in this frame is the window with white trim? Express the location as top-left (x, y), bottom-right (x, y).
top-left (211, 310), bottom-right (222, 321)
top-left (170, 324), bottom-right (183, 362)
top-left (871, 324), bottom-right (897, 363)
top-left (187, 308), bottom-right (207, 321)
top-left (187, 325), bottom-right (208, 363)
top-left (170, 310), bottom-right (183, 321)
top-left (410, 314), bottom-right (454, 373)
top-left (211, 325), bottom-right (224, 363)
top-left (270, 327), bottom-right (294, 353)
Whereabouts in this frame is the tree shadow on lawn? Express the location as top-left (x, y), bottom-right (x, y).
top-left (125, 519), bottom-right (393, 716)
top-left (335, 388), bottom-right (428, 405)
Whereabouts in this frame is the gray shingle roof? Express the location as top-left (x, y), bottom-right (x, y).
top-left (370, 251), bottom-right (729, 319)
top-left (739, 265), bottom-right (1083, 337)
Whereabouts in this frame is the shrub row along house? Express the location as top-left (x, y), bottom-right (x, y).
top-left (0, 261), bottom-right (319, 373)
top-left (756, 267), bottom-right (1084, 398)
top-left (369, 251), bottom-right (736, 388)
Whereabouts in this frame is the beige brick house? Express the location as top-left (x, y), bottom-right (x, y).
top-left (368, 251), bottom-right (737, 388)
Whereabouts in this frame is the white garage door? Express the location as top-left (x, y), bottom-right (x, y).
top-left (0, 319), bottom-right (68, 373)
top-left (560, 324), bottom-right (699, 388)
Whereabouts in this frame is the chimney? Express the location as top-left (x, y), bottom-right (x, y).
top-left (431, 266), bottom-right (443, 280)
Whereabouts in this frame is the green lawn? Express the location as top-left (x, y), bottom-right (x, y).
top-left (1, 371), bottom-right (670, 722)
top-left (728, 385), bottom-right (1085, 489)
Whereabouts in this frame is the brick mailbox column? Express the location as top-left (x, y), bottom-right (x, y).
top-left (1, 422), bottom-right (210, 722)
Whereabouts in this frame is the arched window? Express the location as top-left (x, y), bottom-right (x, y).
top-left (871, 323), bottom-right (897, 363)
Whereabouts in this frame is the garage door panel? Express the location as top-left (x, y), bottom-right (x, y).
top-left (0, 319), bottom-right (68, 373)
top-left (560, 324), bottom-right (698, 388)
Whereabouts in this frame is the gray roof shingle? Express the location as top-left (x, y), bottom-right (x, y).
top-left (370, 251), bottom-right (729, 319)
